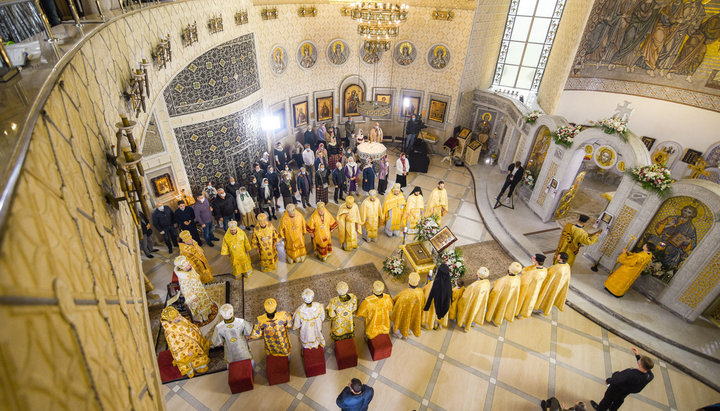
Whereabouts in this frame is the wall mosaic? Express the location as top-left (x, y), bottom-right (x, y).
top-left (270, 44), bottom-right (288, 75)
top-left (174, 100), bottom-right (265, 194)
top-left (164, 33), bottom-right (260, 117)
top-left (427, 43), bottom-right (451, 70)
top-left (567, 0), bottom-right (720, 113)
top-left (599, 204), bottom-right (637, 256)
top-left (141, 113), bottom-right (165, 156)
top-left (394, 40), bottom-right (418, 66)
top-left (327, 39), bottom-right (350, 66)
top-left (297, 41), bottom-right (318, 69)
top-left (679, 250), bottom-right (720, 309)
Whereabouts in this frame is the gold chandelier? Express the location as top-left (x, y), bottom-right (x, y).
top-left (342, 2), bottom-right (409, 51)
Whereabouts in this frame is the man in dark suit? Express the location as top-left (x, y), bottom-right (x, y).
top-left (497, 161), bottom-right (524, 204)
top-left (174, 200), bottom-right (202, 245)
top-left (336, 378), bottom-right (374, 411)
top-left (591, 347), bottom-right (654, 411)
top-left (151, 202), bottom-right (177, 253)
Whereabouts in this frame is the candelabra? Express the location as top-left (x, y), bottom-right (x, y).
top-left (208, 16), bottom-right (223, 34)
top-left (261, 7), bottom-right (278, 20)
top-left (181, 21), bottom-right (198, 47)
top-left (298, 6), bottom-right (317, 17)
top-left (123, 61), bottom-right (150, 117)
top-left (151, 35), bottom-right (172, 70)
top-left (235, 10), bottom-right (249, 25)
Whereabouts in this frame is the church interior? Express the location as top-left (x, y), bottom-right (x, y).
top-left (1, 0), bottom-right (720, 410)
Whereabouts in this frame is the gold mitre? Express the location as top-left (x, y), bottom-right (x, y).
top-left (372, 280), bottom-right (385, 294)
top-left (179, 230), bottom-right (192, 242)
top-left (264, 298), bottom-right (277, 313)
top-left (408, 272), bottom-right (420, 286)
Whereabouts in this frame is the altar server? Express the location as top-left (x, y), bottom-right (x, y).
top-left (357, 281), bottom-right (394, 339)
top-left (456, 267), bottom-right (491, 331)
top-left (516, 254), bottom-right (548, 318)
top-left (391, 272), bottom-right (425, 339)
top-left (306, 202), bottom-right (338, 261)
top-left (535, 252), bottom-right (572, 315)
top-left (486, 262), bottom-right (523, 326)
top-left (604, 242), bottom-right (655, 297)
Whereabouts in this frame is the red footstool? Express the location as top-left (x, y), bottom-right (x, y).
top-left (228, 359), bottom-right (254, 393)
top-left (302, 347), bottom-right (326, 377)
top-left (368, 334), bottom-right (392, 361)
top-left (334, 338), bottom-right (358, 370)
top-left (157, 350), bottom-right (183, 383)
top-left (266, 355), bottom-right (290, 385)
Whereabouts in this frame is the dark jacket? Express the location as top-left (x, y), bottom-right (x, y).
top-left (304, 130), bottom-right (316, 150)
top-left (252, 168), bottom-right (265, 187)
top-left (332, 167), bottom-right (346, 187)
top-left (423, 264), bottom-right (452, 319)
top-left (504, 164), bottom-right (515, 183)
top-left (212, 195), bottom-right (236, 217)
top-left (336, 385), bottom-right (374, 411)
top-left (510, 165), bottom-right (524, 185)
top-left (280, 178), bottom-right (294, 197)
top-left (247, 183), bottom-right (259, 204)
top-left (406, 118), bottom-right (426, 135)
top-left (259, 157), bottom-right (270, 172)
top-left (315, 168), bottom-right (330, 187)
top-left (258, 184), bottom-right (273, 206)
top-left (274, 148), bottom-right (288, 170)
top-left (193, 199), bottom-right (213, 225)
top-left (604, 358), bottom-right (654, 400)
top-left (297, 172), bottom-right (312, 196)
top-left (362, 166), bottom-right (376, 192)
top-left (151, 207), bottom-right (174, 231)
top-left (174, 206), bottom-right (196, 226)
top-left (266, 171), bottom-right (280, 197)
top-left (225, 182), bottom-right (240, 200)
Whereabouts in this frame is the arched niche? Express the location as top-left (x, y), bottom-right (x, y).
top-left (528, 126), bottom-right (651, 224)
top-left (703, 141), bottom-right (720, 167)
top-left (605, 180), bottom-right (720, 321)
top-left (516, 114), bottom-right (566, 170)
top-left (338, 75), bottom-right (367, 122)
top-left (524, 125), bottom-right (551, 177)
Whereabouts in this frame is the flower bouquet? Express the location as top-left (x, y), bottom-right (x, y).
top-left (415, 215), bottom-right (440, 242)
top-left (383, 253), bottom-right (404, 279)
top-left (525, 110), bottom-right (542, 124)
top-left (436, 248), bottom-right (466, 286)
top-left (551, 125), bottom-right (581, 148)
top-left (628, 164), bottom-right (674, 196)
top-left (594, 117), bottom-right (629, 141)
top-left (521, 169), bottom-right (537, 189)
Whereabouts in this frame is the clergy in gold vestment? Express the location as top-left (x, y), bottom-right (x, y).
top-left (554, 215), bottom-right (601, 267)
top-left (179, 230), bottom-right (213, 283)
top-left (306, 202), bottom-right (338, 260)
top-left (383, 184), bottom-right (406, 237)
top-left (604, 242), bottom-right (655, 297)
top-left (424, 181), bottom-right (449, 225)
top-left (250, 213), bottom-right (280, 271)
top-left (456, 267), bottom-right (491, 331)
top-left (327, 282), bottom-right (357, 341)
top-left (337, 196), bottom-right (362, 251)
top-left (357, 281), bottom-right (394, 339)
top-left (278, 204), bottom-right (308, 263)
top-left (448, 281), bottom-right (465, 321)
top-left (516, 254), bottom-right (548, 318)
top-left (161, 306), bottom-right (210, 378)
top-left (390, 272), bottom-right (425, 339)
top-left (221, 221), bottom-right (253, 278)
top-left (486, 262), bottom-right (523, 326)
top-left (174, 256), bottom-right (215, 323)
top-left (360, 190), bottom-right (384, 241)
top-left (536, 252), bottom-right (572, 316)
top-left (403, 186), bottom-right (425, 232)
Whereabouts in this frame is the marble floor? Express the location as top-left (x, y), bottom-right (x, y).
top-left (145, 148), bottom-right (720, 410)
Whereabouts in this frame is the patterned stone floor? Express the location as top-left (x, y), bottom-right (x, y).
top-left (144, 147), bottom-right (720, 410)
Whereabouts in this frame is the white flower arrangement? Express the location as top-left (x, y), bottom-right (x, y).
top-left (629, 164), bottom-right (674, 196)
top-left (594, 117), bottom-right (629, 141)
top-left (551, 125), bottom-right (582, 148)
top-left (521, 169), bottom-right (536, 188)
top-left (525, 110), bottom-right (542, 124)
top-left (435, 248), bottom-right (466, 286)
top-left (383, 253), bottom-right (404, 279)
top-left (415, 215), bottom-right (440, 242)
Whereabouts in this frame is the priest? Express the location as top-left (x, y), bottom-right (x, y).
top-left (390, 272), bottom-right (424, 339)
top-left (178, 230), bottom-right (213, 283)
top-left (357, 281), bottom-right (394, 340)
top-left (306, 202), bottom-right (338, 261)
top-left (516, 254), bottom-right (548, 318)
top-left (221, 221), bottom-right (253, 278)
top-left (344, 156), bottom-right (360, 195)
top-left (554, 214), bottom-right (601, 267)
top-left (250, 298), bottom-right (293, 357)
top-left (250, 213), bottom-right (280, 271)
top-left (425, 181), bottom-right (449, 225)
top-left (327, 281), bottom-right (358, 341)
top-left (161, 306), bottom-right (210, 379)
top-left (456, 267), bottom-right (491, 332)
top-left (535, 252), bottom-right (571, 316)
top-left (604, 242), bottom-right (655, 297)
top-left (293, 289), bottom-right (326, 349)
top-left (211, 304), bottom-right (254, 365)
top-left (173, 255), bottom-right (215, 323)
top-left (337, 196), bottom-right (362, 251)
top-left (403, 187), bottom-right (425, 233)
top-left (360, 190), bottom-right (383, 242)
top-left (278, 204), bottom-right (308, 263)
top-left (383, 184), bottom-right (406, 237)
top-left (485, 262), bottom-right (523, 326)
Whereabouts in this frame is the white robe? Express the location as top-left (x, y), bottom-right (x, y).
top-left (293, 302), bottom-right (326, 349)
top-left (236, 192), bottom-right (255, 215)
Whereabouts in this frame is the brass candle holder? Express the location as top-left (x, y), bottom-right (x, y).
top-left (260, 7), bottom-right (278, 20)
top-left (151, 34), bottom-right (172, 70)
top-left (123, 64), bottom-right (149, 117)
top-left (432, 9), bottom-right (454, 21)
top-left (181, 21), bottom-right (198, 47)
top-left (235, 10), bottom-right (248, 25)
top-left (208, 16), bottom-right (223, 34)
top-left (297, 6), bottom-right (317, 17)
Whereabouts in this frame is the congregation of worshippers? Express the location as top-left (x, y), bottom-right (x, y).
top-left (154, 118), bottom-right (653, 387)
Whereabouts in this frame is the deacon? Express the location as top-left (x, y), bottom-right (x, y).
top-left (357, 281), bottom-right (394, 340)
top-left (178, 230), bottom-right (213, 283)
top-left (221, 221), bottom-right (253, 279)
top-left (161, 306), bottom-right (210, 379)
top-left (306, 202), bottom-right (338, 261)
top-left (212, 304), bottom-right (254, 364)
top-left (604, 242), bottom-right (655, 297)
top-left (293, 288), bottom-right (326, 349)
top-left (535, 252), bottom-right (571, 316)
top-left (327, 281), bottom-right (358, 341)
top-left (236, 186), bottom-right (257, 229)
top-left (174, 200), bottom-right (202, 245)
top-left (383, 184), bottom-right (406, 237)
top-left (360, 190), bottom-right (383, 241)
top-left (250, 213), bottom-right (280, 271)
top-left (554, 214), bottom-right (601, 267)
top-left (422, 264), bottom-right (452, 330)
top-left (390, 272), bottom-right (424, 339)
top-left (278, 204), bottom-right (308, 263)
top-left (337, 196), bottom-right (362, 251)
top-left (345, 157), bottom-right (360, 195)
top-left (250, 298), bottom-right (293, 357)
top-left (173, 256), bottom-right (215, 323)
top-left (425, 181), bottom-right (449, 225)
top-left (485, 262), bottom-right (523, 326)
top-left (456, 267), bottom-right (492, 332)
top-left (404, 187), bottom-right (425, 232)
top-left (516, 254), bottom-right (548, 318)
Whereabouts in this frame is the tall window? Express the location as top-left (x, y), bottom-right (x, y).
top-left (492, 0), bottom-right (566, 92)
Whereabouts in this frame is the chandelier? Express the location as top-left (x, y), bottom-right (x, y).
top-left (342, 2), bottom-right (409, 51)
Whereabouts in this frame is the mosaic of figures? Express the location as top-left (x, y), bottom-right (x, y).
top-left (164, 34), bottom-right (260, 117)
top-left (636, 196), bottom-right (714, 284)
top-left (569, 0), bottom-right (720, 110)
top-left (173, 101), bottom-right (265, 194)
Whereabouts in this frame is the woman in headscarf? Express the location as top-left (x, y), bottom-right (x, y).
top-left (327, 128), bottom-right (343, 168)
top-left (422, 264), bottom-right (452, 330)
top-left (314, 142), bottom-right (329, 171)
top-left (377, 154), bottom-right (390, 195)
top-left (403, 186), bottom-right (425, 233)
top-left (259, 178), bottom-right (276, 219)
top-left (236, 186), bottom-right (257, 229)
